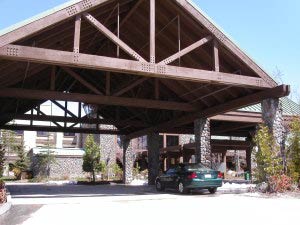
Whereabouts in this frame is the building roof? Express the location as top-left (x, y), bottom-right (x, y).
top-left (239, 97), bottom-right (300, 116)
top-left (0, 0), bottom-right (290, 137)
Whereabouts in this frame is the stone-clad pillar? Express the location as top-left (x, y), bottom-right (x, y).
top-left (194, 118), bottom-right (211, 167)
top-left (122, 138), bottom-right (134, 184)
top-left (147, 133), bottom-right (160, 185)
top-left (261, 98), bottom-right (285, 158)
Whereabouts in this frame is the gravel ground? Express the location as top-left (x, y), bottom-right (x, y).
top-left (1, 182), bottom-right (300, 225)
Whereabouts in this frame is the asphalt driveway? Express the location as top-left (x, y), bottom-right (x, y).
top-left (1, 183), bottom-right (300, 225)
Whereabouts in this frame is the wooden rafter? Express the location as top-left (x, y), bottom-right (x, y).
top-left (73, 15), bottom-right (81, 53)
top-left (0, 0), bottom-right (110, 48)
top-left (83, 12), bottom-right (146, 62)
top-left (51, 101), bottom-right (77, 118)
top-left (1, 114), bottom-right (146, 127)
top-left (158, 35), bottom-right (212, 65)
top-left (0, 45), bottom-right (270, 88)
top-left (61, 67), bottom-right (103, 95)
top-left (113, 77), bottom-right (149, 96)
top-left (2, 124), bottom-right (122, 135)
top-left (0, 88), bottom-right (198, 112)
top-left (126, 84), bottom-right (290, 139)
top-left (213, 39), bottom-right (219, 72)
top-left (150, 0), bottom-right (156, 63)
top-left (174, 0), bottom-right (277, 87)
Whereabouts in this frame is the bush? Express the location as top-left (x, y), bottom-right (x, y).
top-left (268, 174), bottom-right (293, 193)
top-left (287, 118), bottom-right (300, 184)
top-left (254, 125), bottom-right (283, 183)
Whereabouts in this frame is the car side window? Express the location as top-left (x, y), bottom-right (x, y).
top-left (166, 168), bottom-right (176, 175)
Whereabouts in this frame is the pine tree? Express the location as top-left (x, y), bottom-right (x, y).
top-left (82, 135), bottom-right (103, 182)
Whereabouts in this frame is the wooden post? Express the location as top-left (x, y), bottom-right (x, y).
top-left (50, 66), bottom-right (56, 91)
top-left (74, 15), bottom-right (81, 53)
top-left (155, 78), bottom-right (159, 99)
top-left (64, 101), bottom-right (68, 128)
top-left (150, 0), bottom-right (155, 63)
top-left (106, 72), bottom-right (111, 96)
top-left (213, 39), bottom-right (220, 72)
top-left (117, 3), bottom-right (120, 57)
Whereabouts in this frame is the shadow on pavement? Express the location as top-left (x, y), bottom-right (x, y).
top-left (7, 183), bottom-right (164, 198)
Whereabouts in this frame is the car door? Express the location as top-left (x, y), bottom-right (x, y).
top-left (169, 167), bottom-right (181, 189)
top-left (162, 168), bottom-right (177, 188)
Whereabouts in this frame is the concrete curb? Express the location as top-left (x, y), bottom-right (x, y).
top-left (0, 191), bottom-right (12, 216)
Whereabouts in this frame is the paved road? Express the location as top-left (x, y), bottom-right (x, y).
top-left (1, 183), bottom-right (300, 225)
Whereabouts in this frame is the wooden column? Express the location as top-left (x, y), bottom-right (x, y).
top-left (150, 0), bottom-right (155, 63)
top-left (74, 15), bottom-right (81, 53)
top-left (213, 39), bottom-right (219, 72)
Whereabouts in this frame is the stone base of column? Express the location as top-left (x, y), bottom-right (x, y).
top-left (194, 118), bottom-right (211, 167)
top-left (122, 138), bottom-right (134, 184)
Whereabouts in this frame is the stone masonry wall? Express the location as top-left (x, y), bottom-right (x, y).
top-left (99, 125), bottom-right (116, 167)
top-left (194, 118), bottom-right (211, 167)
top-left (31, 155), bottom-right (84, 179)
top-left (122, 138), bottom-right (134, 184)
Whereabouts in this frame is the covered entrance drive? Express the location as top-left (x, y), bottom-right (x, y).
top-left (0, 0), bottom-right (290, 184)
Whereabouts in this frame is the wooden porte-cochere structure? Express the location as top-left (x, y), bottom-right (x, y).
top-left (0, 0), bottom-right (290, 184)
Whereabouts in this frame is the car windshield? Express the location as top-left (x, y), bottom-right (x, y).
top-left (184, 163), bottom-right (209, 171)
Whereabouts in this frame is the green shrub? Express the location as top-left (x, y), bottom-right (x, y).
top-left (254, 125), bottom-right (283, 183)
top-left (82, 134), bottom-right (103, 183)
top-left (287, 118), bottom-right (300, 184)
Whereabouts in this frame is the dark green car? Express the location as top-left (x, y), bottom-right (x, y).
top-left (155, 163), bottom-right (223, 194)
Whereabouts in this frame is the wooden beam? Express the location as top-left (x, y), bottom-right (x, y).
top-left (174, 0), bottom-right (277, 87)
top-left (73, 15), bottom-right (81, 53)
top-left (106, 72), bottom-right (110, 96)
top-left (0, 45), bottom-right (271, 89)
top-left (61, 67), bottom-right (103, 95)
top-left (2, 124), bottom-right (122, 135)
top-left (155, 78), bottom-right (159, 99)
top-left (2, 114), bottom-right (146, 127)
top-left (0, 0), bottom-right (109, 48)
top-left (50, 66), bottom-right (56, 91)
top-left (82, 12), bottom-right (146, 62)
top-left (113, 77), bottom-right (149, 96)
top-left (51, 101), bottom-right (77, 118)
top-left (213, 39), bottom-right (219, 72)
top-left (0, 88), bottom-right (199, 112)
top-left (158, 36), bottom-right (212, 65)
top-left (211, 111), bottom-right (262, 123)
top-left (126, 84), bottom-right (290, 139)
top-left (150, 0), bottom-right (156, 63)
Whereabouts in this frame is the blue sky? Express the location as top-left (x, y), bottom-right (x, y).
top-left (0, 0), bottom-right (299, 99)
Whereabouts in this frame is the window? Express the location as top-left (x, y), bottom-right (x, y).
top-left (64, 132), bottom-right (75, 137)
top-left (137, 135), bottom-right (147, 149)
top-left (166, 135), bottom-right (179, 147)
top-left (37, 131), bottom-right (49, 137)
top-left (166, 168), bottom-right (176, 175)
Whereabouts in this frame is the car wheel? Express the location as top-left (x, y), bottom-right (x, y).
top-left (156, 180), bottom-right (165, 191)
top-left (208, 187), bottom-right (217, 194)
top-left (178, 181), bottom-right (188, 194)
